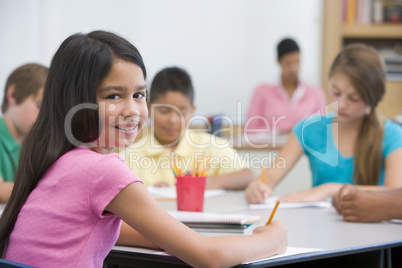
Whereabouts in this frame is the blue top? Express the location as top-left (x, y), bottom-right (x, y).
top-left (293, 114), bottom-right (402, 186)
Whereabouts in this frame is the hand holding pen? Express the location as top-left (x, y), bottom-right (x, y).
top-left (244, 164), bottom-right (272, 204)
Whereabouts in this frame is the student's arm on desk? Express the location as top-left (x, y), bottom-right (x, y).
top-left (106, 182), bottom-right (287, 268)
top-left (206, 168), bottom-right (254, 190)
top-left (278, 142), bottom-right (402, 202)
top-left (245, 133), bottom-right (303, 204)
top-left (280, 183), bottom-right (343, 203)
top-left (0, 177), bottom-right (13, 203)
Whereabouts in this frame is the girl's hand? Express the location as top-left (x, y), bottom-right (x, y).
top-left (280, 183), bottom-right (342, 203)
top-left (253, 221), bottom-right (288, 255)
top-left (245, 178), bottom-right (272, 204)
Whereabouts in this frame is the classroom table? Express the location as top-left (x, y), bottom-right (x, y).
top-left (104, 191), bottom-right (402, 268)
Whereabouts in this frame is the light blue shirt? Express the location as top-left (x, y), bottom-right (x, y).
top-left (293, 114), bottom-right (402, 186)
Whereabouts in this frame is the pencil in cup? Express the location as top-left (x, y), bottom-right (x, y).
top-left (178, 155), bottom-right (210, 178)
top-left (265, 201), bottom-right (280, 225)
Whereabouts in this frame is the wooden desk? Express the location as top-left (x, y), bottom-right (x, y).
top-left (105, 191), bottom-right (402, 267)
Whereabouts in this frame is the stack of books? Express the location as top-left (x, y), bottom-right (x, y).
top-left (167, 210), bottom-right (261, 233)
top-left (342, 0), bottom-right (402, 25)
top-left (384, 54), bottom-right (402, 81)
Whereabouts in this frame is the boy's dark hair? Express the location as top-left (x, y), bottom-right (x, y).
top-left (1, 63), bottom-right (49, 114)
top-left (150, 67), bottom-right (194, 104)
top-left (277, 38), bottom-right (300, 60)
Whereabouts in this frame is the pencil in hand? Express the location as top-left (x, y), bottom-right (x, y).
top-left (265, 201), bottom-right (280, 225)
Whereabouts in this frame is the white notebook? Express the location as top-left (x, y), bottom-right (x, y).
top-left (167, 210), bottom-right (261, 233)
top-left (249, 196), bottom-right (332, 210)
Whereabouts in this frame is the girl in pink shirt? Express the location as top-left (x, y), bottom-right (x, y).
top-left (0, 30), bottom-right (287, 268)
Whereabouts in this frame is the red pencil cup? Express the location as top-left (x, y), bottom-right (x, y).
top-left (175, 175), bottom-right (206, 212)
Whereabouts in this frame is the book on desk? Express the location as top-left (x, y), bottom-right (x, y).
top-left (167, 210), bottom-right (260, 233)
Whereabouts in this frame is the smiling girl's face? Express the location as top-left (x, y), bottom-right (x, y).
top-left (93, 59), bottom-right (148, 154)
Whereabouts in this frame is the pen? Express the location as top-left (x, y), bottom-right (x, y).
top-left (265, 201), bottom-right (280, 225)
top-left (261, 163), bottom-right (266, 184)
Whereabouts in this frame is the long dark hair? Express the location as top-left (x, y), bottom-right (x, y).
top-left (0, 30), bottom-right (146, 255)
top-left (329, 44), bottom-right (385, 185)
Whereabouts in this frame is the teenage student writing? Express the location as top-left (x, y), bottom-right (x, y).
top-left (245, 44), bottom-right (402, 204)
top-left (332, 184), bottom-right (402, 223)
top-left (120, 67), bottom-right (254, 189)
top-left (0, 31), bottom-right (287, 267)
top-left (0, 63), bottom-right (48, 202)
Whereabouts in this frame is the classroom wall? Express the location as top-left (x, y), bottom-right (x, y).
top-left (0, 0), bottom-right (323, 118)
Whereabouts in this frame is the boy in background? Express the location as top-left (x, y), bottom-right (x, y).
top-left (121, 67), bottom-right (254, 189)
top-left (0, 63), bottom-right (48, 202)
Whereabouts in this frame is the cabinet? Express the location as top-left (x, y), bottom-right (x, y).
top-left (322, 0), bottom-right (402, 119)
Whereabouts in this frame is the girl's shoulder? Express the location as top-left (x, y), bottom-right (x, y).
top-left (382, 120), bottom-right (402, 156)
top-left (65, 146), bottom-right (140, 182)
top-left (384, 120), bottom-right (402, 135)
top-left (61, 146), bottom-right (127, 170)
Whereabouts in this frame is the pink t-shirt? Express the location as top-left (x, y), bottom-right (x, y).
top-left (245, 81), bottom-right (326, 133)
top-left (5, 146), bottom-right (142, 267)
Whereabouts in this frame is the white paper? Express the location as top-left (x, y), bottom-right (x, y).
top-left (113, 246), bottom-right (170, 256)
top-left (242, 246), bottom-right (323, 264)
top-left (147, 186), bottom-right (227, 199)
top-left (249, 196), bottom-right (332, 210)
top-left (112, 245), bottom-right (322, 264)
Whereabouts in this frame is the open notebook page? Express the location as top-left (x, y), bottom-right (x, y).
top-left (249, 196), bottom-right (332, 210)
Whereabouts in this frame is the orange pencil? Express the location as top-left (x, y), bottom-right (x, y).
top-left (201, 156), bottom-right (211, 176)
top-left (265, 201), bottom-right (280, 225)
top-left (197, 154), bottom-right (204, 176)
top-left (261, 163), bottom-right (266, 184)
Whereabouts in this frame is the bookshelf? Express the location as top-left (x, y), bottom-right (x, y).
top-left (322, 0), bottom-right (402, 119)
top-left (342, 24), bottom-right (402, 37)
